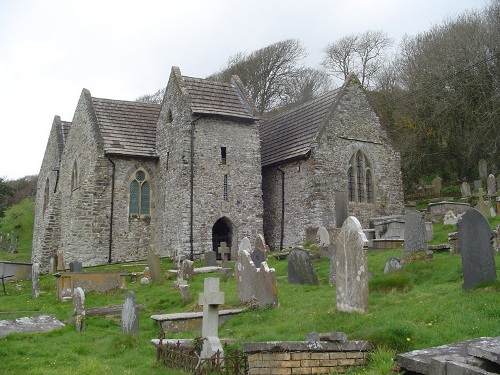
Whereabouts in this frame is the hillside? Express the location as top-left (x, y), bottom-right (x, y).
top-left (0, 197), bottom-right (34, 263)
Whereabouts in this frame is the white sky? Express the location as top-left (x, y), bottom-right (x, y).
top-left (0, 0), bottom-right (491, 180)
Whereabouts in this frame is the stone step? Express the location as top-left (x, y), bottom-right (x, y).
top-left (468, 337), bottom-right (500, 366)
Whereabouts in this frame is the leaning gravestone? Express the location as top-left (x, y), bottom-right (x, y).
top-left (458, 208), bottom-right (497, 290)
top-left (205, 250), bottom-right (217, 267)
top-left (335, 216), bottom-right (369, 313)
top-left (487, 174), bottom-right (497, 196)
top-left (73, 287), bottom-right (85, 332)
top-left (121, 291), bottom-right (139, 336)
top-left (475, 188), bottom-right (491, 218)
top-left (256, 262), bottom-right (278, 308)
top-left (432, 176), bottom-right (442, 196)
top-left (479, 159), bottom-right (488, 180)
top-left (402, 210), bottom-right (427, 257)
top-left (288, 247), bottom-right (319, 285)
top-left (461, 181), bottom-right (471, 198)
top-left (147, 245), bottom-right (162, 281)
top-left (254, 234), bottom-right (266, 252)
top-left (199, 278), bottom-right (224, 361)
top-left (31, 262), bottom-right (40, 298)
top-left (236, 246), bottom-right (257, 303)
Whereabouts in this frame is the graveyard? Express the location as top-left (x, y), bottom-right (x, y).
top-left (1, 214), bottom-right (500, 374)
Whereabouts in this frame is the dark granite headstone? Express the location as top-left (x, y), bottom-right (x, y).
top-left (121, 291), bottom-right (139, 336)
top-left (403, 210), bottom-right (427, 257)
top-left (69, 261), bottom-right (82, 272)
top-left (205, 251), bottom-right (217, 267)
top-left (458, 208), bottom-right (497, 290)
top-left (251, 248), bottom-right (265, 269)
top-left (473, 179), bottom-right (483, 192)
top-left (288, 248), bottom-right (319, 285)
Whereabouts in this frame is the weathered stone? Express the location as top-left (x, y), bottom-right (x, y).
top-left (475, 189), bottom-right (491, 219)
top-left (479, 159), bottom-right (488, 180)
top-left (143, 266), bottom-right (151, 279)
top-left (204, 251), bottom-right (217, 267)
top-left (179, 284), bottom-right (190, 303)
top-left (0, 315), bottom-right (65, 339)
top-left (49, 257), bottom-right (56, 274)
top-left (316, 226), bottom-right (333, 258)
top-left (121, 291), bottom-right (139, 336)
top-left (432, 176), bottom-right (442, 196)
top-left (443, 210), bottom-right (458, 225)
top-left (180, 259), bottom-right (194, 281)
top-left (487, 174), bottom-right (497, 196)
top-left (288, 247), bottom-right (319, 285)
top-left (335, 217), bottom-right (368, 314)
top-left (383, 257), bottom-right (402, 274)
top-left (147, 245), bottom-right (162, 281)
top-left (458, 208), bottom-right (497, 290)
top-left (403, 210), bottom-right (427, 257)
top-left (238, 237), bottom-right (252, 253)
top-left (236, 247), bottom-right (257, 303)
top-left (73, 287), bottom-right (85, 332)
top-left (254, 234), bottom-right (266, 252)
top-left (69, 261), bottom-right (82, 272)
top-left (199, 277), bottom-right (224, 360)
top-left (31, 262), bottom-right (40, 298)
top-left (467, 337), bottom-right (500, 365)
top-left (306, 332), bottom-right (347, 342)
top-left (250, 248), bottom-right (265, 269)
top-left (474, 180), bottom-right (483, 192)
top-left (461, 182), bottom-right (471, 198)
top-left (255, 262), bottom-right (278, 308)
top-left (218, 242), bottom-right (230, 268)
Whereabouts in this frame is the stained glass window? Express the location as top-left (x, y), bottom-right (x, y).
top-left (129, 169), bottom-right (151, 217)
top-left (348, 151), bottom-right (375, 204)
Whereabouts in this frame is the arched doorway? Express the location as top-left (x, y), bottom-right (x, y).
top-left (212, 217), bottom-right (232, 260)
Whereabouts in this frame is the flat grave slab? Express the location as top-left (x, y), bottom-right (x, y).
top-left (0, 315), bottom-right (65, 338)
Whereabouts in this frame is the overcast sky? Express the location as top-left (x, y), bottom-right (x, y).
top-left (0, 0), bottom-right (491, 180)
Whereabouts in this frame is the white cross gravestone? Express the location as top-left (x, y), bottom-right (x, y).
top-left (218, 242), bottom-right (230, 268)
top-left (198, 277), bottom-right (224, 360)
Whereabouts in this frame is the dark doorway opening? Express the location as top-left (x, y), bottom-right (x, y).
top-left (212, 217), bottom-right (232, 260)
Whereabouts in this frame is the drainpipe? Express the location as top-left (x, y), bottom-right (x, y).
top-left (190, 117), bottom-right (202, 261)
top-left (277, 167), bottom-right (285, 251)
top-left (107, 156), bottom-right (115, 264)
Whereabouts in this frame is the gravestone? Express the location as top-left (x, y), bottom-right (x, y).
top-left (475, 189), bottom-right (491, 218)
top-left (49, 257), bottom-right (56, 274)
top-left (180, 259), bottom-right (194, 281)
top-left (143, 266), bottom-right (151, 280)
top-left (458, 208), bottom-right (497, 290)
top-left (31, 262), bottom-right (40, 298)
top-left (69, 261), bottom-right (82, 272)
top-left (121, 291), bottom-right (139, 336)
top-left (147, 245), bottom-right (162, 281)
top-left (199, 278), bottom-right (224, 360)
top-left (487, 174), bottom-right (497, 196)
top-left (73, 287), bottom-right (85, 332)
top-left (425, 222), bottom-right (434, 242)
top-left (250, 248), bottom-right (265, 269)
top-left (443, 210), bottom-right (458, 225)
top-left (254, 234), bottom-right (266, 252)
top-left (460, 182), bottom-right (471, 198)
top-left (179, 284), bottom-right (190, 303)
top-left (56, 251), bottom-right (65, 271)
top-left (473, 180), bottom-right (483, 192)
top-left (288, 247), bottom-right (319, 285)
top-left (218, 242), bottom-right (230, 268)
top-left (479, 159), bottom-right (488, 180)
top-left (316, 226), bottom-right (333, 258)
top-left (497, 175), bottom-right (500, 193)
top-left (205, 251), bottom-right (217, 267)
top-left (235, 241), bottom-right (278, 308)
top-left (238, 237), bottom-right (252, 253)
top-left (335, 217), bottom-right (369, 313)
top-left (384, 257), bottom-right (402, 274)
top-left (402, 210), bottom-right (427, 257)
top-left (432, 176), bottom-right (442, 196)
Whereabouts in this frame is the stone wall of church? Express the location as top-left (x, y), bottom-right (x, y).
top-left (262, 80), bottom-right (404, 250)
top-left (32, 117), bottom-right (64, 272)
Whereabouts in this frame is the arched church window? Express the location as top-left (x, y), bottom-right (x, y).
top-left (129, 169), bottom-right (151, 218)
top-left (348, 150), bottom-right (375, 204)
top-left (43, 178), bottom-right (49, 214)
top-left (71, 161), bottom-right (78, 190)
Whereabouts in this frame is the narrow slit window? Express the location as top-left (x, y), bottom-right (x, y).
top-left (221, 147), bottom-right (227, 165)
top-left (223, 174), bottom-right (228, 201)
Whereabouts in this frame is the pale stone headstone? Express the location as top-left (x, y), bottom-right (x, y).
top-left (443, 210), bottom-right (458, 225)
top-left (316, 226), bottom-right (333, 258)
top-left (73, 287), bottom-right (85, 332)
top-left (403, 210), bottom-right (427, 257)
top-left (461, 182), bottom-right (471, 198)
top-left (425, 222), bottom-right (434, 242)
top-left (143, 266), bottom-right (151, 279)
top-left (255, 262), bottom-right (278, 308)
top-left (56, 251), bottom-right (65, 271)
top-left (179, 284), bottom-right (190, 303)
top-left (218, 242), bottom-right (230, 268)
top-left (180, 259), bottom-right (194, 281)
top-left (147, 245), bottom-right (162, 281)
top-left (49, 257), bottom-right (56, 274)
top-left (238, 237), bottom-right (252, 253)
top-left (475, 188), bottom-right (491, 218)
top-left (31, 262), bottom-right (40, 298)
top-left (121, 291), bottom-right (139, 336)
top-left (473, 180), bottom-right (483, 192)
top-left (250, 248), bottom-right (265, 269)
top-left (487, 174), bottom-right (497, 196)
top-left (458, 208), bottom-right (497, 290)
top-left (254, 234), bottom-right (266, 252)
top-left (205, 251), bottom-right (217, 267)
top-left (479, 159), bottom-right (488, 180)
top-left (335, 216), bottom-right (369, 313)
top-left (384, 257), bottom-right (402, 274)
top-left (236, 247), bottom-right (257, 303)
top-left (199, 278), bottom-right (224, 360)
top-left (432, 176), bottom-right (442, 196)
top-left (69, 261), bottom-right (82, 272)
top-left (288, 247), bottom-right (319, 285)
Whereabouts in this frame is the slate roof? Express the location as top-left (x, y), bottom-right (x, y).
top-left (182, 76), bottom-right (256, 121)
top-left (260, 88), bottom-right (341, 167)
top-left (91, 97), bottom-right (161, 157)
top-left (58, 120), bottom-right (72, 156)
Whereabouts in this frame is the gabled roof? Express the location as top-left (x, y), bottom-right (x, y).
top-left (91, 97), bottom-right (161, 158)
top-left (174, 67), bottom-right (256, 121)
top-left (56, 117), bottom-right (72, 156)
top-left (260, 88), bottom-right (341, 167)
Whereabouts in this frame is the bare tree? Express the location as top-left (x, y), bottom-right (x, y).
top-left (136, 88), bottom-right (165, 104)
top-left (322, 30), bottom-right (393, 88)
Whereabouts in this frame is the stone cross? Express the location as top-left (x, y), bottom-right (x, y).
top-left (218, 242), bottom-right (230, 268)
top-left (198, 277), bottom-right (224, 359)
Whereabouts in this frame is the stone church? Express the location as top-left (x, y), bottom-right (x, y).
top-left (32, 66), bottom-right (404, 272)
